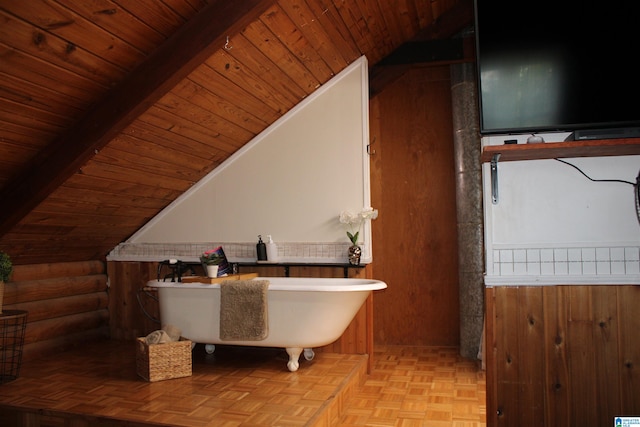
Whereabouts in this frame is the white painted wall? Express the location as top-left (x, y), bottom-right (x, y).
top-left (482, 132), bottom-right (640, 284)
top-left (488, 156), bottom-right (639, 245)
top-left (125, 57), bottom-right (372, 254)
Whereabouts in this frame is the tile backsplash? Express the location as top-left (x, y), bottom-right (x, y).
top-left (108, 241), bottom-right (355, 264)
top-left (490, 246), bottom-right (640, 279)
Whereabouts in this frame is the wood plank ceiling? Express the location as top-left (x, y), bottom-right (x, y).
top-left (0, 0), bottom-right (472, 265)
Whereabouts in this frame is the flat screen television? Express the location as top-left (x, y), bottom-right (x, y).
top-left (474, 0), bottom-right (640, 138)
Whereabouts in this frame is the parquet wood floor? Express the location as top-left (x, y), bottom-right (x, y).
top-left (0, 341), bottom-right (485, 427)
top-left (336, 346), bottom-right (486, 427)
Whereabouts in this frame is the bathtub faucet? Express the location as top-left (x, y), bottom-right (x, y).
top-left (157, 259), bottom-right (195, 282)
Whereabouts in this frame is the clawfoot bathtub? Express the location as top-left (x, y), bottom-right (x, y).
top-left (146, 277), bottom-right (387, 371)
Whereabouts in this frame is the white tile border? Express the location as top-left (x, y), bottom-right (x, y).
top-left (486, 245), bottom-right (640, 285)
top-left (107, 242), bottom-right (365, 264)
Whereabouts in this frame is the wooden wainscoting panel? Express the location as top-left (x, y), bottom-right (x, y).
top-left (486, 285), bottom-right (640, 427)
top-left (484, 286), bottom-right (498, 427)
top-left (493, 286), bottom-right (518, 426)
top-left (618, 285), bottom-right (640, 414)
top-left (516, 287), bottom-right (545, 426)
top-left (566, 286), bottom-right (597, 426)
top-left (107, 261), bottom-right (158, 340)
top-left (541, 285), bottom-right (570, 427)
top-left (592, 286), bottom-right (622, 420)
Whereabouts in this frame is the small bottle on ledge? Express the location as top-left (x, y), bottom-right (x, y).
top-left (266, 235), bottom-right (278, 262)
top-left (256, 235), bottom-right (267, 261)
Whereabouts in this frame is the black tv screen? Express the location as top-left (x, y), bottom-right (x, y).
top-left (474, 0), bottom-right (640, 136)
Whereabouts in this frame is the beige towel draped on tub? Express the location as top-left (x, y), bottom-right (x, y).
top-left (219, 279), bottom-right (269, 341)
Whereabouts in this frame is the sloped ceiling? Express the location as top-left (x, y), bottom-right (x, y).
top-left (0, 0), bottom-right (473, 265)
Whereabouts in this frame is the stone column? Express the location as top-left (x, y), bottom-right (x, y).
top-left (450, 63), bottom-right (484, 360)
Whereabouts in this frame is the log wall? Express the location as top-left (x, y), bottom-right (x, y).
top-left (3, 261), bottom-right (109, 362)
top-left (485, 285), bottom-right (640, 427)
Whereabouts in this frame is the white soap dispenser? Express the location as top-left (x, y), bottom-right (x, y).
top-left (266, 235), bottom-right (278, 262)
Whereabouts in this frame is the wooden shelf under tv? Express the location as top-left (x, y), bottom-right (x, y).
top-left (480, 138), bottom-right (640, 163)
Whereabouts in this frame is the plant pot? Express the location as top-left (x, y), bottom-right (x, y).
top-left (205, 265), bottom-right (219, 278)
top-left (348, 245), bottom-right (362, 266)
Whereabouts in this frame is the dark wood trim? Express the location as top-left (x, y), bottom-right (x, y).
top-left (481, 138), bottom-right (640, 163)
top-left (236, 262), bottom-right (365, 278)
top-left (375, 39), bottom-right (465, 66)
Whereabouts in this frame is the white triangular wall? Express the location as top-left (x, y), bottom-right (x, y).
top-left (112, 57), bottom-right (373, 263)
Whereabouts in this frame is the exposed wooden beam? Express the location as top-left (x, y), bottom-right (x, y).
top-left (412, 0), bottom-right (475, 42)
top-left (375, 39), bottom-right (464, 66)
top-left (0, 0), bottom-right (276, 237)
top-left (369, 0), bottom-right (475, 98)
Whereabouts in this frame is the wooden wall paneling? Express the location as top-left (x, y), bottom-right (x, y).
top-left (368, 95), bottom-right (384, 372)
top-left (244, 265), bottom-right (287, 277)
top-left (618, 285), bottom-right (640, 414)
top-left (363, 292), bottom-right (373, 372)
top-left (542, 286), bottom-right (570, 427)
top-left (566, 286), bottom-right (597, 426)
top-left (107, 261), bottom-right (159, 340)
top-left (335, 266), bottom-right (369, 353)
top-left (484, 286), bottom-right (498, 427)
top-left (592, 286), bottom-right (622, 422)
top-left (370, 66), bottom-right (459, 346)
top-left (369, 91), bottom-right (384, 271)
top-left (494, 286), bottom-right (518, 426)
top-left (516, 287), bottom-right (545, 426)
top-left (288, 266), bottom-right (340, 278)
top-left (488, 285), bottom-right (640, 427)
top-left (107, 260), bottom-right (126, 340)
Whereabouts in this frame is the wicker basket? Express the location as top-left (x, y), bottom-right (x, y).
top-left (136, 337), bottom-right (192, 382)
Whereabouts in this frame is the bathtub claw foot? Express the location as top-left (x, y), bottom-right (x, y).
top-left (303, 348), bottom-right (315, 361)
top-left (285, 347), bottom-right (302, 372)
top-left (205, 344), bottom-right (216, 354)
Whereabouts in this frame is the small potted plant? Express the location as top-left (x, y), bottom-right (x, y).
top-left (200, 249), bottom-right (222, 278)
top-left (0, 251), bottom-right (12, 314)
top-left (339, 207), bottom-right (378, 265)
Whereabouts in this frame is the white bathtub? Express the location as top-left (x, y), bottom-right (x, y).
top-left (146, 277), bottom-right (387, 371)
